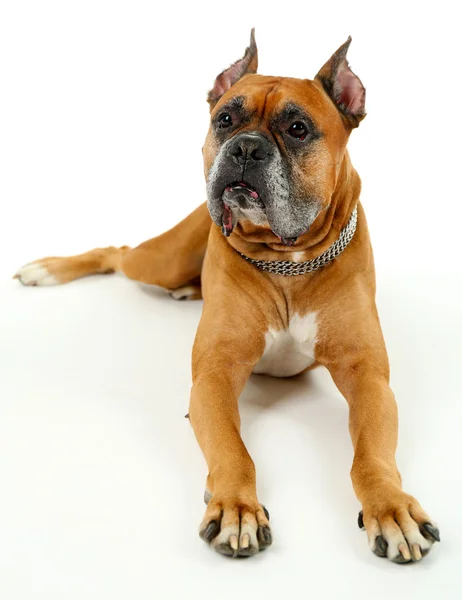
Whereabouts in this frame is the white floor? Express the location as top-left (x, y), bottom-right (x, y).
top-left (1, 0), bottom-right (461, 594)
top-left (1, 268), bottom-right (461, 600)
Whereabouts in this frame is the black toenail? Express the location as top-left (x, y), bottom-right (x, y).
top-left (263, 506), bottom-right (270, 521)
top-left (257, 525), bottom-right (272, 549)
top-left (202, 520), bottom-right (220, 542)
top-left (373, 535), bottom-right (388, 557)
top-left (358, 510), bottom-right (364, 529)
top-left (422, 523), bottom-right (440, 542)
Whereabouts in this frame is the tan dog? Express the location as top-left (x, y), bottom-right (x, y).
top-left (15, 30), bottom-right (440, 563)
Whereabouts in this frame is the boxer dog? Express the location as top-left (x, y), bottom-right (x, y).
top-left (15, 30), bottom-right (440, 563)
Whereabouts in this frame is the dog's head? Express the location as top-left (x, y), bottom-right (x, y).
top-left (204, 30), bottom-right (366, 245)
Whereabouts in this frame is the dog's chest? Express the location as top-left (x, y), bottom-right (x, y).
top-left (253, 313), bottom-right (318, 378)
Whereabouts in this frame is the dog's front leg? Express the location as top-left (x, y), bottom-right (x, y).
top-left (327, 347), bottom-right (440, 563)
top-left (188, 307), bottom-right (272, 558)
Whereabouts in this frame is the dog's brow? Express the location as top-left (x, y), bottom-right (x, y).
top-left (219, 96), bottom-right (246, 113)
top-left (277, 103), bottom-right (312, 123)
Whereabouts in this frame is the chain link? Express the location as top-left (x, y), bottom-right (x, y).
top-left (236, 206), bottom-right (358, 276)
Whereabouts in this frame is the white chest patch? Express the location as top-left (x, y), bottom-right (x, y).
top-left (253, 312), bottom-right (318, 378)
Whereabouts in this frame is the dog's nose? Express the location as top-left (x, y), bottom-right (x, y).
top-left (227, 133), bottom-right (271, 166)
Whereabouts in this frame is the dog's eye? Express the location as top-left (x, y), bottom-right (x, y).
top-left (287, 121), bottom-right (308, 140)
top-left (218, 113), bottom-right (233, 128)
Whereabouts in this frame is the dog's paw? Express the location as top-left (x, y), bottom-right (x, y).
top-left (358, 489), bottom-right (440, 563)
top-left (168, 285), bottom-right (202, 301)
top-left (14, 261), bottom-right (59, 286)
top-left (199, 493), bottom-right (272, 558)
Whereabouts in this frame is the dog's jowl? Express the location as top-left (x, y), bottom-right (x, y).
top-left (15, 30), bottom-right (439, 563)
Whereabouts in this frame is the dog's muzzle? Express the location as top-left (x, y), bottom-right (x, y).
top-left (207, 131), bottom-right (321, 243)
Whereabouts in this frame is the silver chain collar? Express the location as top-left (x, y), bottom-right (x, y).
top-left (235, 205), bottom-right (358, 276)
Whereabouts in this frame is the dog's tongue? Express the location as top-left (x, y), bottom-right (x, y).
top-left (221, 203), bottom-right (234, 237)
top-left (225, 181), bottom-right (260, 200)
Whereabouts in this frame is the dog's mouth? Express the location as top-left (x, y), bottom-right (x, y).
top-left (224, 181), bottom-right (261, 200)
top-left (222, 182), bottom-right (264, 210)
top-left (219, 181), bottom-right (309, 247)
top-left (221, 181), bottom-right (265, 237)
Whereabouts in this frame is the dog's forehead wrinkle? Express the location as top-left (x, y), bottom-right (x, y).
top-left (259, 82), bottom-right (280, 123)
top-left (232, 79), bottom-right (282, 123)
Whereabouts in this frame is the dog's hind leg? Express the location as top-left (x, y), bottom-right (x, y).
top-left (120, 203), bottom-right (210, 298)
top-left (14, 203), bottom-right (211, 299)
top-left (14, 245), bottom-right (131, 286)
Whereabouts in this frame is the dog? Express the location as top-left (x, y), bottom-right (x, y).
top-left (14, 30), bottom-right (440, 563)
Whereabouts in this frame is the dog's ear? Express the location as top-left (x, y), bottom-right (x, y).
top-left (315, 37), bottom-right (366, 127)
top-left (207, 29), bottom-right (258, 107)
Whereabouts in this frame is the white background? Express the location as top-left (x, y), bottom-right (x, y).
top-left (1, 1), bottom-right (461, 598)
